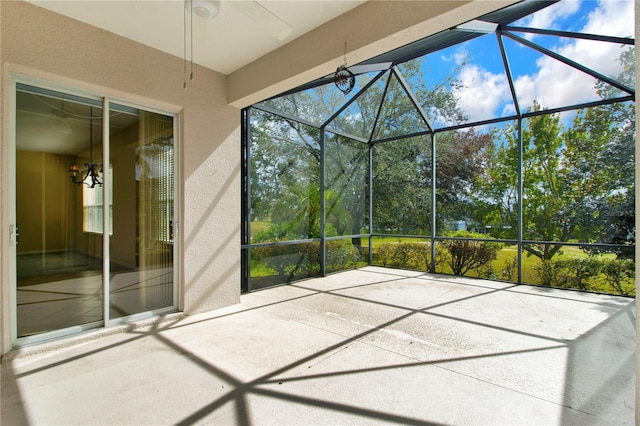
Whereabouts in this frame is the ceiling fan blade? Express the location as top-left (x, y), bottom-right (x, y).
top-left (348, 62), bottom-right (393, 75)
top-left (227, 0), bottom-right (293, 40)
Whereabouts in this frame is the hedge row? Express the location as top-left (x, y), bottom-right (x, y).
top-left (373, 239), bottom-right (502, 278)
top-left (372, 241), bottom-right (634, 296)
top-left (253, 239), bottom-right (635, 297)
top-left (533, 257), bottom-right (635, 296)
top-left (252, 239), bottom-right (363, 282)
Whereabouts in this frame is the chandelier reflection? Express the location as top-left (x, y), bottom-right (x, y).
top-left (69, 107), bottom-right (102, 188)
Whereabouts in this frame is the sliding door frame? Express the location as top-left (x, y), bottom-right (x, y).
top-left (8, 75), bottom-right (181, 349)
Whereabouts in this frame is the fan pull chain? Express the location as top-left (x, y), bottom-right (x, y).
top-left (190, 0), bottom-right (194, 82)
top-left (183, 0), bottom-right (195, 89)
top-left (183, 0), bottom-right (188, 89)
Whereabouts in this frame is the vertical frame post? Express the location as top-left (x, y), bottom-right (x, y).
top-left (430, 133), bottom-right (437, 273)
top-left (102, 99), bottom-right (110, 325)
top-left (517, 118), bottom-right (523, 284)
top-left (368, 140), bottom-right (374, 265)
top-left (319, 128), bottom-right (326, 276)
top-left (241, 108), bottom-right (252, 292)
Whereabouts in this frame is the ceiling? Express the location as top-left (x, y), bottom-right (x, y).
top-left (26, 0), bottom-right (367, 75)
top-left (18, 0), bottom-right (366, 154)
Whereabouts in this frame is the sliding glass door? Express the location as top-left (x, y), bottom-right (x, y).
top-left (108, 105), bottom-right (175, 319)
top-left (15, 86), bottom-right (104, 337)
top-left (14, 83), bottom-right (176, 342)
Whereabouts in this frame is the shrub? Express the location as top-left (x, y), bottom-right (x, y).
top-left (601, 259), bottom-right (635, 296)
top-left (253, 222), bottom-right (298, 243)
top-left (254, 221), bottom-right (340, 243)
top-left (252, 243), bottom-right (316, 280)
top-left (375, 242), bottom-right (431, 271)
top-left (500, 256), bottom-right (518, 281)
top-left (440, 231), bottom-right (502, 277)
top-left (553, 258), bottom-right (602, 291)
top-left (294, 239), bottom-right (362, 273)
top-left (253, 239), bottom-right (362, 280)
top-left (533, 259), bottom-right (556, 287)
top-left (533, 257), bottom-right (635, 296)
top-left (376, 243), bottom-right (394, 267)
top-left (325, 239), bottom-right (363, 272)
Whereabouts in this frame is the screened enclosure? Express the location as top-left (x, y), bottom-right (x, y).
top-left (242, 0), bottom-right (635, 296)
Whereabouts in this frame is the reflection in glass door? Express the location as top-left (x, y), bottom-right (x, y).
top-left (15, 85), bottom-right (104, 337)
top-left (14, 83), bottom-right (176, 341)
top-left (109, 106), bottom-right (174, 319)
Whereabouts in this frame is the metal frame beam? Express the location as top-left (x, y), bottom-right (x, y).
top-left (502, 30), bottom-right (635, 96)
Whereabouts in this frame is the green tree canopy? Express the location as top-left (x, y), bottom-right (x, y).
top-left (474, 50), bottom-right (635, 260)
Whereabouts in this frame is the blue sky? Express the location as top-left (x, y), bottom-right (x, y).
top-left (277, 0), bottom-right (635, 133)
top-left (415, 0), bottom-right (635, 127)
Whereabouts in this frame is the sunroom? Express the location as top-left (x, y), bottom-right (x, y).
top-left (241, 0), bottom-right (636, 296)
top-left (1, 0), bottom-right (636, 424)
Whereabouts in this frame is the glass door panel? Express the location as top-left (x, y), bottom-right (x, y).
top-left (15, 85), bottom-right (104, 337)
top-left (109, 105), bottom-right (174, 319)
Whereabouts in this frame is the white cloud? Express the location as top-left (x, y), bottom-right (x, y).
top-left (557, 36), bottom-right (630, 81)
top-left (454, 65), bottom-right (512, 122)
top-left (513, 54), bottom-right (599, 111)
top-left (520, 0), bottom-right (582, 39)
top-left (513, 0), bottom-right (632, 111)
top-left (434, 0), bottom-right (632, 125)
top-left (441, 47), bottom-right (468, 66)
top-left (582, 0), bottom-right (635, 37)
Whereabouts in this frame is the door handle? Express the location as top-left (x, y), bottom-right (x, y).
top-left (10, 224), bottom-right (19, 246)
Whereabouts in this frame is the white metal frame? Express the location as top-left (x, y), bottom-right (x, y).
top-left (8, 75), bottom-right (181, 349)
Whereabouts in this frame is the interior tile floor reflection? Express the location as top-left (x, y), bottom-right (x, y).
top-left (2, 266), bottom-right (635, 425)
top-left (17, 252), bottom-right (173, 337)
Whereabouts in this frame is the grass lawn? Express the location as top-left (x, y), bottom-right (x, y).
top-left (250, 221), bottom-right (271, 239)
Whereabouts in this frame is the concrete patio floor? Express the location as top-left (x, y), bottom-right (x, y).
top-left (1, 266), bottom-right (636, 425)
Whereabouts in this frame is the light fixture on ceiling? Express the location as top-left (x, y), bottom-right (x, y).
top-left (186, 0), bottom-right (220, 19)
top-left (182, 0), bottom-right (292, 89)
top-left (69, 107), bottom-right (102, 188)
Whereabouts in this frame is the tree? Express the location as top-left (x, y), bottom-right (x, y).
top-left (521, 105), bottom-right (570, 260)
top-left (251, 56), bottom-right (484, 241)
top-left (570, 48), bottom-right (636, 258)
top-left (475, 49), bottom-right (635, 261)
top-left (372, 57), bottom-right (492, 236)
top-left (473, 103), bottom-right (571, 260)
top-left (435, 128), bottom-right (493, 232)
top-left (373, 137), bottom-right (432, 234)
top-left (472, 126), bottom-right (519, 239)
top-left (250, 109), bottom-right (320, 237)
top-left (325, 134), bottom-right (369, 239)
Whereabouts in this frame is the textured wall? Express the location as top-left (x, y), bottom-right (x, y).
top-left (1, 0), bottom-right (241, 353)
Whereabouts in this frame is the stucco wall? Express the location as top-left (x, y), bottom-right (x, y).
top-left (1, 0), bottom-right (241, 353)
